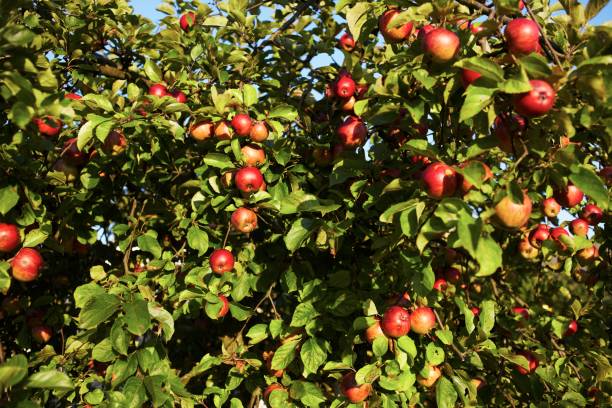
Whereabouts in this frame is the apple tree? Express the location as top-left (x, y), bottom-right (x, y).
top-left (0, 0), bottom-right (610, 407)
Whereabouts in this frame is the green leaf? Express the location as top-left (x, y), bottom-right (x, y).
top-left (397, 336), bottom-right (417, 359)
top-left (187, 226), bottom-right (209, 256)
top-left (291, 302), bottom-right (319, 327)
top-left (570, 165), bottom-right (609, 210)
top-left (271, 339), bottom-right (300, 370)
top-left (10, 101), bottom-right (34, 128)
top-left (372, 335), bottom-right (388, 357)
top-left (0, 185), bottom-right (19, 215)
top-left (300, 338), bottom-right (327, 375)
top-left (22, 226), bottom-right (49, 247)
top-left (498, 68), bottom-right (532, 94)
top-left (95, 120), bottom-right (114, 142)
top-left (77, 120), bottom-right (96, 150)
top-left (284, 218), bottom-right (316, 252)
top-left (436, 377), bottom-right (458, 408)
top-left (124, 299), bottom-right (150, 336)
top-left (269, 104), bottom-right (297, 121)
top-left (202, 15), bottom-right (228, 26)
top-left (518, 53), bottom-right (552, 78)
top-left (455, 57), bottom-right (504, 82)
top-left (242, 84), bottom-right (258, 106)
top-left (355, 363), bottom-right (379, 384)
top-left (456, 212), bottom-right (482, 258)
top-left (479, 300), bottom-right (496, 335)
top-left (246, 324), bottom-right (268, 345)
top-left (82, 94), bottom-right (114, 112)
top-left (144, 59), bottom-right (162, 83)
top-left (203, 153), bottom-right (234, 169)
top-left (137, 235), bottom-right (162, 259)
top-left (79, 293), bottom-right (121, 329)
top-left (435, 329), bottom-right (453, 345)
top-left (460, 86), bottom-right (496, 122)
top-left (346, 2), bottom-right (370, 39)
top-left (399, 202), bottom-right (425, 237)
top-left (475, 236), bottom-right (502, 276)
top-left (24, 370), bottom-right (73, 390)
top-left (0, 354), bottom-right (28, 388)
top-left (148, 303), bottom-right (174, 341)
top-left (426, 342), bottom-right (445, 365)
top-left (585, 0), bottom-right (610, 21)
top-left (110, 320), bottom-right (129, 356)
top-left (92, 338), bottom-right (116, 362)
top-left (380, 200), bottom-right (418, 223)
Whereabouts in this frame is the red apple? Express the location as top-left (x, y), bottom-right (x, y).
top-left (518, 237), bottom-right (539, 259)
top-left (339, 96), bottom-right (356, 112)
top-left (231, 208), bottom-right (258, 233)
top-left (241, 144), bottom-right (266, 167)
top-left (511, 307), bottom-right (529, 319)
top-left (214, 121), bottom-right (233, 140)
top-left (340, 372), bottom-right (371, 403)
top-left (170, 90), bottom-right (187, 103)
top-left (494, 114), bottom-right (526, 154)
top-left (417, 365), bottom-right (442, 387)
top-left (102, 130), bottom-right (127, 155)
top-left (180, 12), bottom-right (196, 32)
top-left (581, 204), bottom-right (603, 225)
top-left (365, 319), bottom-right (385, 343)
top-left (576, 245), bottom-right (598, 264)
top-left (494, 192), bottom-right (532, 229)
top-left (471, 378), bottom-right (486, 390)
top-left (217, 295), bottom-right (229, 318)
top-left (444, 267), bottom-right (461, 283)
top-left (190, 121), bottom-right (214, 141)
top-left (378, 9), bottom-right (413, 43)
top-left (0, 223), bottom-right (20, 253)
top-left (339, 32), bottom-right (355, 51)
top-left (210, 249), bottom-right (234, 274)
top-left (600, 166), bottom-right (612, 185)
top-left (52, 159), bottom-right (79, 182)
top-left (324, 83), bottom-right (336, 100)
top-left (62, 137), bottom-right (87, 165)
top-left (337, 116), bottom-right (367, 148)
top-left (551, 227), bottom-right (570, 250)
top-left (433, 278), bottom-right (448, 292)
top-left (249, 121), bottom-right (269, 142)
top-left (563, 320), bottom-right (578, 337)
top-left (469, 22), bottom-right (485, 34)
top-left (423, 28), bottom-right (460, 63)
top-left (231, 113), bottom-right (252, 136)
top-left (235, 167), bottom-right (264, 193)
top-left (505, 18), bottom-right (540, 55)
top-left (416, 24), bottom-right (436, 46)
top-left (513, 80), bottom-right (556, 117)
top-left (542, 197), bottom-right (561, 218)
top-left (457, 161), bottom-right (492, 193)
top-left (34, 116), bottom-right (62, 137)
top-left (334, 74), bottom-right (356, 99)
top-left (148, 83), bottom-right (168, 97)
top-left (570, 218), bottom-right (589, 237)
top-left (529, 224), bottom-right (550, 247)
top-left (381, 306), bottom-right (411, 338)
top-left (515, 351), bottom-right (538, 374)
top-left (355, 83), bottom-right (369, 99)
top-left (10, 247), bottom-right (43, 282)
top-left (65, 93), bottom-right (82, 100)
top-left (263, 384), bottom-right (286, 402)
top-left (31, 325), bottom-right (52, 343)
top-left (471, 307), bottom-right (481, 316)
top-left (421, 162), bottom-right (457, 199)
top-left (554, 184), bottom-right (584, 208)
top-left (410, 306), bottom-right (436, 335)
top-left (461, 68), bottom-right (482, 88)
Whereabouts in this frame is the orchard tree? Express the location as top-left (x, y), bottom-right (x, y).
top-left (0, 0), bottom-right (610, 407)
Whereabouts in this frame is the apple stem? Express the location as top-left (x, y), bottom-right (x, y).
top-left (222, 220), bottom-right (232, 248)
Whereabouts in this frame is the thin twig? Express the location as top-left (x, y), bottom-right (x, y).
top-left (522, 0), bottom-right (563, 66)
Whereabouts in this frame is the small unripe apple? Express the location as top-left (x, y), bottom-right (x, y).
top-left (494, 114), bottom-right (526, 154)
top-left (190, 121), bottom-right (214, 141)
top-left (334, 74), bottom-right (356, 99)
top-left (231, 113), bottom-right (252, 136)
top-left (0, 223), bottom-right (20, 253)
top-left (433, 278), bottom-right (448, 292)
top-left (263, 383), bottom-right (286, 402)
top-left (231, 207), bottom-right (258, 233)
top-left (241, 144), bottom-right (266, 167)
top-left (170, 90), bottom-right (187, 103)
top-left (581, 204), bottom-right (603, 225)
top-left (364, 319), bottom-right (385, 343)
top-left (410, 306), bottom-right (436, 335)
top-left (461, 68), bottom-right (481, 88)
top-left (570, 218), bottom-right (589, 237)
top-left (513, 80), bottom-right (556, 117)
top-left (338, 32), bottom-right (355, 51)
top-left (529, 224), bottom-right (550, 247)
top-left (505, 18), bottom-right (540, 55)
top-left (31, 325), bottom-right (52, 343)
top-left (34, 116), bottom-right (62, 137)
top-left (235, 167), bottom-right (264, 193)
top-left (515, 351), bottom-right (538, 374)
top-left (542, 197), bottom-right (561, 218)
top-left (179, 12), bottom-right (196, 32)
top-left (210, 249), bottom-right (234, 274)
top-left (214, 121), bottom-right (233, 140)
top-left (249, 121), bottom-right (269, 142)
top-left (148, 83), bottom-right (168, 97)
top-left (381, 306), bottom-right (411, 338)
top-left (563, 320), bottom-right (578, 337)
top-left (554, 184), bottom-right (584, 208)
top-left (102, 130), bottom-right (127, 155)
top-left (217, 295), bottom-right (229, 318)
top-left (417, 365), bottom-right (442, 387)
top-left (337, 116), bottom-right (367, 148)
top-left (11, 247), bottom-right (43, 282)
top-left (421, 162), bottom-right (457, 199)
top-left (494, 192), bottom-right (532, 229)
top-left (518, 238), bottom-right (538, 259)
top-left (423, 28), bottom-right (460, 63)
top-left (378, 9), bottom-right (413, 43)
top-left (340, 372), bottom-right (371, 403)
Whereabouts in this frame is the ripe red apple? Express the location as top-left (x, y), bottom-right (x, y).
top-left (217, 295), bottom-right (229, 318)
top-left (433, 278), bottom-right (448, 292)
top-left (337, 116), bottom-right (367, 148)
top-left (505, 18), bottom-right (540, 55)
top-left (324, 83), bottom-right (336, 100)
top-left (235, 167), bottom-right (264, 193)
top-left (563, 320), bottom-right (578, 337)
top-left (576, 245), bottom-right (599, 264)
top-left (334, 74), bottom-right (356, 99)
top-left (494, 114), bottom-right (526, 154)
top-left (0, 223), bottom-right (20, 253)
top-left (241, 144), bottom-right (266, 167)
top-left (381, 306), bottom-right (411, 338)
top-left (469, 22), bottom-right (484, 34)
top-left (515, 351), bottom-right (538, 374)
top-left (179, 12), bottom-right (196, 32)
top-left (554, 184), bottom-right (584, 208)
top-left (421, 162), bottom-right (457, 199)
top-left (65, 93), bottom-right (82, 100)
top-left (102, 130), bottom-right (127, 155)
top-left (214, 121), bottom-right (233, 140)
top-left (378, 9), bottom-right (413, 43)
top-left (365, 319), bottom-right (385, 343)
top-left (10, 247), bottom-right (43, 282)
top-left (457, 161), bottom-right (492, 193)
top-left (444, 267), bottom-right (461, 283)
top-left (570, 218), bottom-right (589, 237)
top-left (423, 28), bottom-right (460, 63)
top-left (471, 307), bottom-right (481, 316)
top-left (34, 116), bottom-right (62, 137)
top-left (249, 121), bottom-right (269, 142)
top-left (410, 306), bottom-right (436, 335)
top-left (355, 82), bottom-right (369, 99)
top-left (340, 372), bottom-right (371, 403)
top-left (263, 384), bottom-right (286, 402)
top-left (551, 227), bottom-right (570, 250)
top-left (600, 166), bottom-right (612, 185)
top-left (210, 249), bottom-right (234, 274)
top-left (170, 90), bottom-right (187, 103)
top-left (461, 68), bottom-right (482, 88)
top-left (581, 204), bottom-right (603, 225)
top-left (231, 208), bottom-right (258, 233)
top-left (231, 113), bottom-right (252, 136)
top-left (513, 80), bottom-right (556, 117)
top-left (52, 159), bottom-right (79, 182)
top-left (338, 32), bottom-right (355, 51)
top-left (512, 306), bottom-right (529, 319)
top-left (529, 224), bottom-right (550, 247)
top-left (148, 83), bottom-right (168, 97)
top-left (62, 137), bottom-right (87, 165)
top-left (31, 325), bottom-right (52, 343)
top-left (518, 238), bottom-right (538, 259)
top-left (190, 121), bottom-right (214, 141)
top-left (416, 24), bottom-right (436, 45)
top-left (542, 197), bottom-right (561, 218)
top-left (417, 365), bottom-right (442, 387)
top-left (494, 192), bottom-right (532, 229)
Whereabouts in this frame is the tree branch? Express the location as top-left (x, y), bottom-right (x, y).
top-left (522, 0), bottom-right (563, 66)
